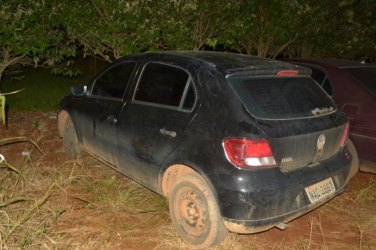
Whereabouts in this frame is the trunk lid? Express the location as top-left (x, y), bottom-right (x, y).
top-left (227, 73), bottom-right (347, 172)
top-left (269, 123), bottom-right (347, 172)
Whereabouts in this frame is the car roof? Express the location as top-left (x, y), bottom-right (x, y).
top-left (138, 51), bottom-right (311, 76)
top-left (284, 58), bottom-right (376, 69)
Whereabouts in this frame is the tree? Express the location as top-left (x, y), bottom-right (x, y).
top-left (285, 0), bottom-right (376, 60)
top-left (219, 0), bottom-right (305, 58)
top-left (58, 0), bottom-right (237, 60)
top-left (0, 0), bottom-right (75, 91)
top-left (158, 0), bottom-right (236, 51)
top-left (59, 0), bottom-right (163, 62)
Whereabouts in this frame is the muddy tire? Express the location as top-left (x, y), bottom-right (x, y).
top-left (63, 116), bottom-right (82, 158)
top-left (347, 139), bottom-right (359, 178)
top-left (169, 172), bottom-right (228, 249)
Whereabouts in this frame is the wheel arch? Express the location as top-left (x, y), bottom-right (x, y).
top-left (160, 163), bottom-right (219, 202)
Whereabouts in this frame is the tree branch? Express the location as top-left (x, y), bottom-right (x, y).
top-left (272, 37), bottom-right (297, 59)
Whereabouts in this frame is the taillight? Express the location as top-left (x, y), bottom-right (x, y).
top-left (340, 122), bottom-right (350, 147)
top-left (276, 70), bottom-right (298, 76)
top-left (223, 138), bottom-right (277, 168)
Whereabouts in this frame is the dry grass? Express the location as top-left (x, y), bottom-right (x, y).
top-left (1, 126), bottom-right (376, 249)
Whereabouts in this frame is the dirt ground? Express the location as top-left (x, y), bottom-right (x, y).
top-left (1, 111), bottom-right (375, 249)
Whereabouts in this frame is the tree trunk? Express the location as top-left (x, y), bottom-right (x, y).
top-left (0, 65), bottom-right (5, 93)
top-left (0, 55), bottom-right (25, 93)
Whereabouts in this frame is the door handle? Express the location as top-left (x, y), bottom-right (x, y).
top-left (160, 128), bottom-right (177, 138)
top-left (106, 115), bottom-right (118, 124)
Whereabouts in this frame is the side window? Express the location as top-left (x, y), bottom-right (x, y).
top-left (309, 66), bottom-right (333, 96)
top-left (310, 68), bottom-right (325, 85)
top-left (91, 62), bottom-right (135, 99)
top-left (134, 63), bottom-right (196, 110)
top-left (322, 78), bottom-right (333, 96)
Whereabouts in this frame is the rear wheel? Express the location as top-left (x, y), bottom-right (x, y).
top-left (63, 116), bottom-right (82, 158)
top-left (169, 172), bottom-right (228, 249)
top-left (347, 139), bottom-right (359, 178)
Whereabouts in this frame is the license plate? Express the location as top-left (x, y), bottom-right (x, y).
top-left (305, 178), bottom-right (336, 204)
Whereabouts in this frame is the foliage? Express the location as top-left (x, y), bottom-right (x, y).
top-left (1, 0), bottom-right (375, 85)
top-left (285, 0), bottom-right (376, 60)
top-left (55, 0), bottom-right (375, 60)
top-left (0, 0), bottom-right (76, 91)
top-left (159, 0), bottom-right (236, 51)
top-left (59, 0), bottom-right (163, 62)
top-left (217, 0), bottom-right (304, 58)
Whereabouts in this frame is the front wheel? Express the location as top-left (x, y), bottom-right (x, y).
top-left (62, 115), bottom-right (82, 158)
top-left (169, 172), bottom-right (228, 249)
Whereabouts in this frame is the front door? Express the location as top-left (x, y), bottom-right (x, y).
top-left (78, 61), bottom-right (136, 165)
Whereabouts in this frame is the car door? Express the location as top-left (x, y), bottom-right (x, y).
top-left (77, 61), bottom-right (137, 165)
top-left (115, 62), bottom-right (197, 190)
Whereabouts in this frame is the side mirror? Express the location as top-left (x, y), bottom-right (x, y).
top-left (71, 85), bottom-right (87, 96)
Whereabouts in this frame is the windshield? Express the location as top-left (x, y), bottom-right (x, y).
top-left (228, 76), bottom-right (336, 120)
top-left (343, 67), bottom-right (376, 95)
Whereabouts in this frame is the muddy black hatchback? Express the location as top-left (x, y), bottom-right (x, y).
top-left (58, 51), bottom-right (352, 248)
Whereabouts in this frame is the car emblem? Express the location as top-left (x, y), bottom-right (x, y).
top-left (317, 134), bottom-right (326, 150)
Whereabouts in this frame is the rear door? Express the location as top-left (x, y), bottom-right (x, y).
top-left (115, 62), bottom-right (197, 189)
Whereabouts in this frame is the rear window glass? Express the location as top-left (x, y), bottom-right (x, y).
top-left (343, 67), bottom-right (376, 95)
top-left (228, 76), bottom-right (336, 119)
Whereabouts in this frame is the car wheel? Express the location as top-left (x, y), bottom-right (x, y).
top-left (347, 139), bottom-right (359, 178)
top-left (63, 116), bottom-right (82, 158)
top-left (169, 172), bottom-right (228, 249)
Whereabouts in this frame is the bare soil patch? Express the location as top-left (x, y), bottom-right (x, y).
top-left (1, 111), bottom-right (375, 249)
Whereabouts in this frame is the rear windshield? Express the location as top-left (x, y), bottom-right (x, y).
top-left (343, 67), bottom-right (376, 95)
top-left (228, 76), bottom-right (336, 119)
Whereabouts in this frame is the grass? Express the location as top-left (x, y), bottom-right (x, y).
top-left (0, 148), bottom-right (170, 249)
top-left (2, 141), bottom-right (376, 249)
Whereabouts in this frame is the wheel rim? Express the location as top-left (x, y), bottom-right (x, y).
top-left (175, 186), bottom-right (208, 237)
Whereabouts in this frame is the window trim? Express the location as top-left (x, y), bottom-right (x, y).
top-left (88, 60), bottom-right (137, 101)
top-left (132, 61), bottom-right (197, 112)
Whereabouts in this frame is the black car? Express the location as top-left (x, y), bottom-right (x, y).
top-left (58, 51), bottom-right (352, 248)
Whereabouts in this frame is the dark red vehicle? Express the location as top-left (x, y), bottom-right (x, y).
top-left (284, 59), bottom-right (376, 173)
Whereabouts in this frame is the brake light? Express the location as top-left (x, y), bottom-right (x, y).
top-left (276, 70), bottom-right (298, 76)
top-left (223, 138), bottom-right (276, 168)
top-left (340, 122), bottom-right (350, 147)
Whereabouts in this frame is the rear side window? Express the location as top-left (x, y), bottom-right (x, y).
top-left (343, 67), bottom-right (376, 95)
top-left (134, 63), bottom-right (196, 111)
top-left (228, 76), bottom-right (336, 120)
top-left (311, 67), bottom-right (326, 84)
top-left (308, 67), bottom-right (333, 95)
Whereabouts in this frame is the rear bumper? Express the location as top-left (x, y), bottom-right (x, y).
top-left (222, 186), bottom-right (345, 234)
top-left (210, 151), bottom-right (351, 234)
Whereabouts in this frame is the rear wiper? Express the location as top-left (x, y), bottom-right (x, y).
top-left (311, 107), bottom-right (334, 116)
